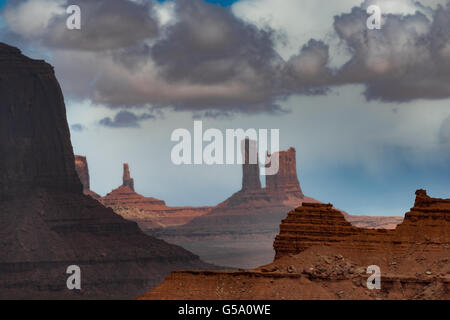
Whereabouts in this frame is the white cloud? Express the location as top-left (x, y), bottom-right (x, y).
top-left (2, 0), bottom-right (65, 37)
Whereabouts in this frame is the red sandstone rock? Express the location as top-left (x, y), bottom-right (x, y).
top-left (150, 144), bottom-right (313, 268)
top-left (266, 148), bottom-right (304, 199)
top-left (0, 43), bottom-right (214, 299)
top-left (122, 163), bottom-right (135, 191)
top-left (101, 164), bottom-right (212, 229)
top-left (140, 190), bottom-right (450, 300)
top-left (74, 155), bottom-right (101, 200)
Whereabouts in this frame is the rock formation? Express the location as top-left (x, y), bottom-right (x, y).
top-left (266, 148), bottom-right (304, 199)
top-left (122, 163), bottom-right (135, 191)
top-left (149, 142), bottom-right (314, 268)
top-left (101, 163), bottom-right (212, 229)
top-left (0, 43), bottom-right (214, 299)
top-left (149, 141), bottom-right (403, 268)
top-left (140, 190), bottom-right (450, 300)
top-left (241, 139), bottom-right (261, 191)
top-left (75, 156), bottom-right (90, 191)
top-left (74, 155), bottom-right (101, 200)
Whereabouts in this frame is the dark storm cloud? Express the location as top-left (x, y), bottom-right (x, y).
top-left (151, 0), bottom-right (279, 85)
top-left (99, 110), bottom-right (155, 128)
top-left (3, 0), bottom-right (450, 114)
top-left (282, 39), bottom-right (333, 93)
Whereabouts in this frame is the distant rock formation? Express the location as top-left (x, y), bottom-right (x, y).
top-left (101, 163), bottom-right (212, 229)
top-left (0, 43), bottom-right (214, 299)
top-left (241, 139), bottom-right (261, 191)
top-left (150, 141), bottom-right (314, 268)
top-left (75, 156), bottom-right (90, 190)
top-left (266, 148), bottom-right (304, 199)
top-left (273, 189), bottom-right (441, 259)
top-left (74, 155), bottom-right (101, 200)
top-left (122, 163), bottom-right (135, 191)
top-left (140, 190), bottom-right (450, 300)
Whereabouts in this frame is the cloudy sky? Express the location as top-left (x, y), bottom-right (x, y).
top-left (1, 0), bottom-right (450, 216)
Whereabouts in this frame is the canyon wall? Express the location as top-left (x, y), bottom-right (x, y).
top-left (0, 43), bottom-right (214, 299)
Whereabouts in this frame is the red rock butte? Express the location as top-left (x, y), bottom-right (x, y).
top-left (140, 189), bottom-right (450, 300)
top-left (0, 42), bottom-right (214, 299)
top-left (100, 162), bottom-right (212, 229)
top-left (147, 139), bottom-right (403, 268)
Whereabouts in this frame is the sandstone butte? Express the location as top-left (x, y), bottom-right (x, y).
top-left (98, 162), bottom-right (212, 229)
top-left (140, 190), bottom-right (450, 300)
top-left (0, 42), bottom-right (215, 299)
top-left (145, 140), bottom-right (403, 268)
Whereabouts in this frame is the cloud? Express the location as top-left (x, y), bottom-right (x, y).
top-left (2, 0), bottom-right (450, 114)
top-left (3, 0), bottom-right (159, 51)
top-left (99, 110), bottom-right (155, 128)
top-left (71, 123), bottom-right (85, 132)
top-left (330, 4), bottom-right (450, 102)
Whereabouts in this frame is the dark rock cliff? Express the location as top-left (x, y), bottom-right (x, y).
top-left (0, 43), bottom-right (214, 299)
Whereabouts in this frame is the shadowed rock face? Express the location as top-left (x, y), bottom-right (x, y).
top-left (0, 43), bottom-right (214, 299)
top-left (241, 139), bottom-right (261, 191)
top-left (0, 43), bottom-right (81, 199)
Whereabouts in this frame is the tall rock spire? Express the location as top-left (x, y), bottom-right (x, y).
top-left (75, 155), bottom-right (90, 191)
top-left (241, 139), bottom-right (261, 191)
top-left (266, 148), bottom-right (303, 198)
top-left (122, 163), bottom-right (135, 191)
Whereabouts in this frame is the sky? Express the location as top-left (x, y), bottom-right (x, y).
top-left (1, 0), bottom-right (450, 216)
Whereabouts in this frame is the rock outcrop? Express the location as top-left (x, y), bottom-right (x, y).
top-left (266, 148), bottom-right (304, 199)
top-left (241, 139), bottom-right (262, 191)
top-left (74, 155), bottom-right (101, 200)
top-left (101, 163), bottom-right (212, 229)
top-left (122, 163), bottom-right (135, 191)
top-left (0, 43), bottom-right (214, 299)
top-left (74, 156), bottom-right (90, 191)
top-left (140, 190), bottom-right (450, 300)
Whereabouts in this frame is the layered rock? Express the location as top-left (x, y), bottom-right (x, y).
top-left (0, 43), bottom-right (214, 299)
top-left (274, 189), bottom-right (449, 259)
top-left (141, 190), bottom-right (450, 300)
top-left (74, 155), bottom-right (101, 200)
top-left (101, 163), bottom-right (212, 229)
